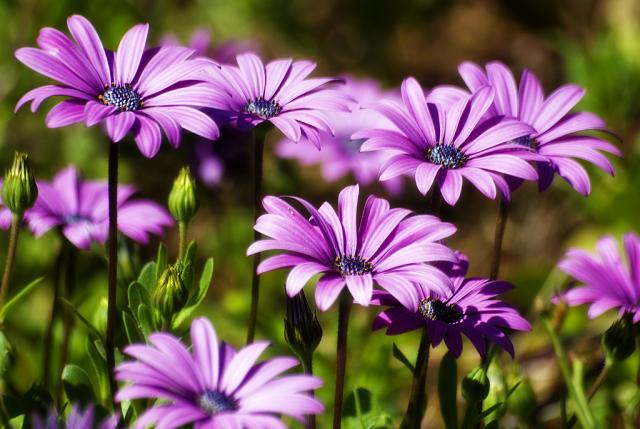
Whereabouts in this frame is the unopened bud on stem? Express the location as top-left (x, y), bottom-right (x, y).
top-left (2, 152), bottom-right (38, 215)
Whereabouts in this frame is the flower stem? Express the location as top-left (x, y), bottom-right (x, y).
top-left (246, 128), bottom-right (265, 344)
top-left (0, 214), bottom-right (22, 310)
top-left (333, 292), bottom-right (352, 429)
top-left (400, 327), bottom-right (430, 429)
top-left (302, 354), bottom-right (317, 429)
top-left (489, 196), bottom-right (509, 281)
top-left (105, 142), bottom-right (119, 406)
top-left (178, 221), bottom-right (187, 261)
top-left (42, 242), bottom-right (66, 389)
top-left (56, 245), bottom-right (77, 404)
top-left (567, 361), bottom-right (611, 428)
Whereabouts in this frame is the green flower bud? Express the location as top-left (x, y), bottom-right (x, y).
top-left (602, 315), bottom-right (636, 361)
top-left (168, 167), bottom-right (198, 224)
top-left (2, 152), bottom-right (38, 215)
top-left (284, 289), bottom-right (322, 360)
top-left (0, 330), bottom-right (15, 377)
top-left (462, 366), bottom-right (490, 403)
top-left (153, 264), bottom-right (189, 321)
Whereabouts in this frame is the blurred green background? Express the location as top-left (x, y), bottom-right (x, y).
top-left (0, 0), bottom-right (639, 427)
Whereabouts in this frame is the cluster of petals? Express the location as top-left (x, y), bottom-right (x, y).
top-left (248, 184), bottom-right (457, 310)
top-left (21, 166), bottom-right (172, 249)
top-left (15, 15), bottom-right (222, 157)
top-left (32, 404), bottom-right (117, 429)
top-left (354, 77), bottom-right (539, 205)
top-left (558, 232), bottom-right (640, 323)
top-left (438, 61), bottom-right (621, 195)
top-left (372, 253), bottom-right (531, 357)
top-left (276, 77), bottom-right (404, 194)
top-left (116, 317), bottom-right (323, 428)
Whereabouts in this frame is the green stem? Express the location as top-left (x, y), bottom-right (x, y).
top-left (400, 328), bottom-right (430, 429)
top-left (0, 214), bottom-right (22, 310)
top-left (105, 142), bottom-right (119, 406)
top-left (246, 129), bottom-right (265, 344)
top-left (178, 221), bottom-right (187, 261)
top-left (56, 245), bottom-right (77, 404)
top-left (541, 315), bottom-right (596, 429)
top-left (332, 292), bottom-right (352, 429)
top-left (42, 242), bottom-right (66, 389)
top-left (489, 196), bottom-right (509, 281)
top-left (302, 354), bottom-right (317, 429)
top-left (567, 361), bottom-right (611, 428)
top-left (461, 403), bottom-right (479, 429)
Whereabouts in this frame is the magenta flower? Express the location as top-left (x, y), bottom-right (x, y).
top-left (354, 77), bottom-right (538, 205)
top-left (15, 15), bottom-right (222, 158)
top-left (161, 28), bottom-right (258, 65)
top-left (372, 253), bottom-right (531, 357)
top-left (452, 61), bottom-right (621, 195)
top-left (116, 317), bottom-right (324, 428)
top-left (26, 166), bottom-right (172, 249)
top-left (276, 76), bottom-right (404, 194)
top-left (557, 233), bottom-right (640, 322)
top-left (247, 184), bottom-right (457, 310)
top-left (206, 52), bottom-right (352, 147)
top-left (32, 404), bottom-right (117, 429)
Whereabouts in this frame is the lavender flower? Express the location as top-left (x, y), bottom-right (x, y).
top-left (32, 404), bottom-right (117, 429)
top-left (206, 53), bottom-right (352, 147)
top-left (372, 253), bottom-right (531, 357)
top-left (116, 317), bottom-right (324, 428)
top-left (26, 166), bottom-right (172, 249)
top-left (15, 15), bottom-right (222, 158)
top-left (558, 232), bottom-right (640, 322)
top-left (247, 184), bottom-right (457, 310)
top-left (160, 28), bottom-right (258, 65)
top-left (276, 77), bottom-right (404, 194)
top-left (452, 61), bottom-right (621, 195)
top-left (354, 77), bottom-right (538, 205)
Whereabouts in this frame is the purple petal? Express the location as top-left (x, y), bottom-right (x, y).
top-left (532, 84), bottom-right (585, 133)
top-left (415, 163), bottom-right (440, 195)
top-left (115, 23), bottom-right (148, 84)
top-left (315, 274), bottom-right (346, 311)
top-left (190, 318), bottom-right (220, 389)
top-left (85, 100), bottom-right (115, 126)
top-left (285, 262), bottom-right (327, 297)
top-left (438, 170), bottom-right (463, 206)
top-left (345, 274), bottom-right (373, 307)
top-left (46, 100), bottom-right (86, 128)
top-left (66, 15), bottom-right (111, 84)
top-left (486, 61), bottom-right (519, 117)
top-left (133, 115), bottom-right (162, 158)
top-left (105, 112), bottom-right (136, 142)
top-left (518, 69), bottom-right (544, 124)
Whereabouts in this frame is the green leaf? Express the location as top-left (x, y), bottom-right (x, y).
top-left (392, 343), bottom-right (415, 374)
top-left (438, 352), bottom-right (458, 429)
top-left (62, 364), bottom-right (95, 406)
top-left (0, 277), bottom-right (44, 322)
top-left (172, 258), bottom-right (214, 328)
top-left (93, 339), bottom-right (106, 361)
top-left (344, 387), bottom-right (373, 417)
top-left (122, 311), bottom-right (144, 344)
top-left (127, 281), bottom-right (151, 312)
top-left (137, 304), bottom-right (155, 337)
top-left (156, 242), bottom-right (168, 275)
top-left (60, 298), bottom-right (103, 341)
top-left (184, 240), bottom-right (197, 264)
top-left (0, 331), bottom-right (14, 377)
top-left (2, 383), bottom-right (53, 419)
top-left (86, 339), bottom-right (106, 403)
top-left (137, 262), bottom-right (157, 291)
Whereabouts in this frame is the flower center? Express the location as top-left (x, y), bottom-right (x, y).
top-left (63, 214), bottom-right (91, 224)
top-left (510, 135), bottom-right (538, 150)
top-left (418, 298), bottom-right (463, 323)
top-left (334, 255), bottom-right (373, 276)
top-left (244, 97), bottom-right (282, 119)
top-left (99, 84), bottom-right (142, 111)
top-left (197, 390), bottom-right (237, 415)
top-left (426, 144), bottom-right (466, 169)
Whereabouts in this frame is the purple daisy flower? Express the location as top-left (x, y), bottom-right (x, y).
top-left (557, 232), bottom-right (640, 323)
top-left (372, 253), bottom-right (531, 357)
top-left (354, 77), bottom-right (538, 205)
top-left (160, 28), bottom-right (258, 65)
top-left (26, 166), bottom-right (172, 249)
top-left (32, 404), bottom-right (117, 429)
top-left (276, 76), bottom-right (404, 194)
top-left (116, 317), bottom-right (324, 428)
top-left (206, 52), bottom-right (352, 147)
top-left (247, 184), bottom-right (457, 310)
top-left (15, 15), bottom-right (222, 158)
top-left (451, 61), bottom-right (621, 195)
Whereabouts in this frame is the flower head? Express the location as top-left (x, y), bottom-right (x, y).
top-left (168, 166), bottom-right (198, 223)
top-left (26, 166), bottom-right (172, 249)
top-left (116, 317), bottom-right (324, 428)
top-left (161, 28), bottom-right (258, 65)
top-left (354, 77), bottom-right (538, 205)
top-left (15, 15), bottom-right (222, 158)
top-left (32, 404), bottom-right (117, 429)
top-left (276, 77), bottom-right (404, 194)
top-left (248, 184), bottom-right (457, 310)
top-left (372, 253), bottom-right (531, 357)
top-left (557, 232), bottom-right (640, 322)
top-left (450, 61), bottom-right (621, 195)
top-left (2, 152), bottom-right (38, 215)
top-left (207, 53), bottom-right (352, 147)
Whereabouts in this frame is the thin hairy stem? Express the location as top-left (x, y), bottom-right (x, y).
top-left (178, 221), bottom-right (187, 261)
top-left (333, 292), bottom-right (352, 429)
top-left (400, 328), bottom-right (430, 429)
top-left (105, 142), bottom-right (119, 406)
top-left (0, 214), bottom-right (22, 310)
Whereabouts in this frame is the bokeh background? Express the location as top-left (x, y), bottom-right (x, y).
top-left (0, 0), bottom-right (639, 427)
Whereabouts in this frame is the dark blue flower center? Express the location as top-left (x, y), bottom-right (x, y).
top-left (63, 214), bottom-right (91, 224)
top-left (197, 390), bottom-right (237, 415)
top-left (418, 298), bottom-right (463, 323)
top-left (426, 144), bottom-right (466, 169)
top-left (509, 135), bottom-right (538, 150)
top-left (99, 84), bottom-right (142, 111)
top-left (244, 97), bottom-right (282, 118)
top-left (334, 255), bottom-right (373, 276)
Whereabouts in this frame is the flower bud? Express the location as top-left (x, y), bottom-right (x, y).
top-left (602, 315), bottom-right (636, 361)
top-left (284, 289), bottom-right (322, 360)
top-left (462, 366), bottom-right (490, 403)
top-left (168, 167), bottom-right (198, 224)
top-left (153, 264), bottom-right (189, 321)
top-left (2, 152), bottom-right (38, 215)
